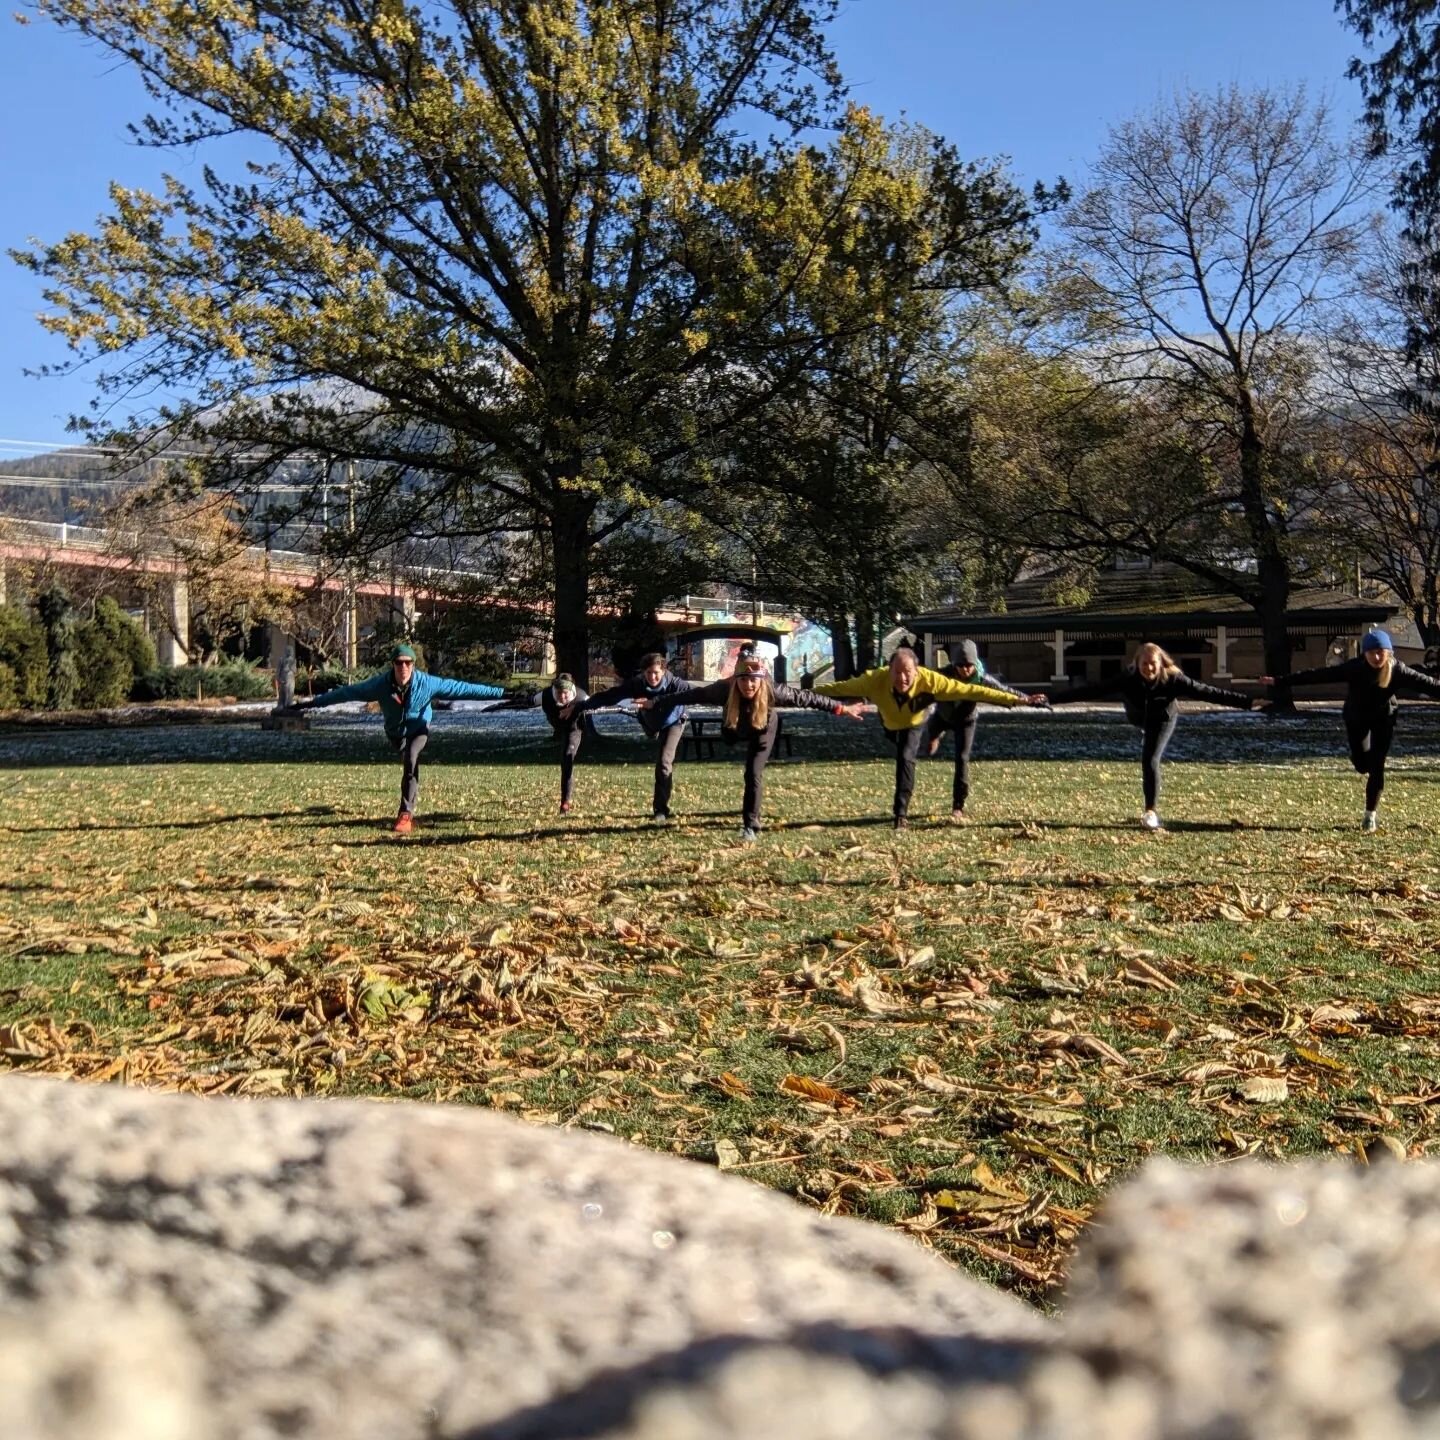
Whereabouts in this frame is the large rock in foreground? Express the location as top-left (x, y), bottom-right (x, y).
top-left (0, 1077), bottom-right (1043, 1439)
top-left (8, 1076), bottom-right (1440, 1439)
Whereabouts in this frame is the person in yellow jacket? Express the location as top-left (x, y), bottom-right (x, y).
top-left (817, 646), bottom-right (1046, 829)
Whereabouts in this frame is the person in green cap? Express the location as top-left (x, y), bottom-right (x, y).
top-left (285, 643), bottom-right (504, 833)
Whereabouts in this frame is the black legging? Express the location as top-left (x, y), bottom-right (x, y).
top-left (924, 710), bottom-right (979, 810)
top-left (1345, 707), bottom-right (1395, 810)
top-left (733, 710), bottom-right (781, 830)
top-left (556, 722), bottom-right (585, 805)
top-left (390, 725), bottom-right (429, 815)
top-left (652, 720), bottom-right (686, 816)
top-left (887, 726), bottom-right (928, 819)
top-left (1140, 711), bottom-right (1178, 811)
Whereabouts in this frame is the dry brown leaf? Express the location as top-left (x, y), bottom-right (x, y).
top-left (1293, 1045), bottom-right (1348, 1074)
top-left (1238, 1075), bottom-right (1289, 1103)
top-left (711, 1071), bottom-right (754, 1101)
top-left (779, 1073), bottom-right (856, 1110)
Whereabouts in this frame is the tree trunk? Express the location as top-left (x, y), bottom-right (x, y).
top-left (1235, 410), bottom-right (1294, 687)
top-left (827, 612), bottom-right (856, 679)
top-left (550, 494), bottom-right (594, 688)
top-left (854, 606), bottom-right (877, 671)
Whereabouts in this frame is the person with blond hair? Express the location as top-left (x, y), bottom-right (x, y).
top-left (815, 646), bottom-right (1040, 830)
top-left (1051, 642), bottom-right (1255, 831)
top-left (627, 658), bottom-right (865, 841)
top-left (1262, 629), bottom-right (1440, 831)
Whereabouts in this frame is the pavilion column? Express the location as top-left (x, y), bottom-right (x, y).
top-left (1213, 625), bottom-right (1231, 680)
top-left (0, 563), bottom-right (6, 607)
top-left (923, 633), bottom-right (936, 667)
top-left (1050, 628), bottom-right (1069, 682)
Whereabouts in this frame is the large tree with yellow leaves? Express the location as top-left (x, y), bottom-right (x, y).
top-left (16, 0), bottom-right (1040, 680)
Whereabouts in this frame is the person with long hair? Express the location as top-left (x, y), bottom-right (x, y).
top-left (1050, 642), bottom-right (1255, 831)
top-left (574, 652), bottom-right (694, 822)
top-left (536, 672), bottom-right (595, 815)
top-left (629, 658), bottom-right (865, 840)
top-left (285, 643), bottom-right (505, 833)
top-left (1262, 629), bottom-right (1440, 830)
top-left (815, 646), bottom-right (1039, 829)
top-left (922, 640), bottom-right (1041, 822)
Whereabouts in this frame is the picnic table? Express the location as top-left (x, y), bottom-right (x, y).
top-left (683, 713), bottom-right (793, 761)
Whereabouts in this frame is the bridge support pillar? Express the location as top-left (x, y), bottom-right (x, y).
top-left (391, 590), bottom-right (416, 633)
top-left (157, 575), bottom-right (190, 667)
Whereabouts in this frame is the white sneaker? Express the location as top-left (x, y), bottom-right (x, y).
top-left (1362, 811), bottom-right (1378, 833)
top-left (1141, 810), bottom-right (1162, 831)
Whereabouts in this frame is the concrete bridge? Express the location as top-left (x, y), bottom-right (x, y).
top-left (0, 515), bottom-right (524, 671)
top-left (0, 514), bottom-right (814, 681)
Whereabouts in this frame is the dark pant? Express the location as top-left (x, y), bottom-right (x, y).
top-left (925, 710), bottom-right (979, 810)
top-left (1140, 711), bottom-right (1178, 811)
top-left (887, 726), bottom-right (928, 819)
top-left (390, 726), bottom-right (429, 815)
top-left (653, 721), bottom-right (686, 816)
top-left (1346, 708), bottom-right (1395, 810)
top-left (736, 711), bottom-right (780, 830)
top-left (556, 722), bottom-right (585, 805)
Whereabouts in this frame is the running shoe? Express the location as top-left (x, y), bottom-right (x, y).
top-left (392, 811), bottom-right (414, 835)
top-left (740, 827), bottom-right (758, 844)
top-left (1141, 810), bottom-right (1162, 831)
top-left (1362, 811), bottom-right (1378, 833)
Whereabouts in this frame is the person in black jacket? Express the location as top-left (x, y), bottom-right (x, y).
top-left (635, 657), bottom-right (864, 840)
top-left (536, 673), bottom-right (595, 815)
top-left (922, 640), bottom-right (1042, 822)
top-left (1261, 628), bottom-right (1440, 831)
top-left (576, 653), bottom-right (693, 822)
top-left (1051, 643), bottom-right (1256, 831)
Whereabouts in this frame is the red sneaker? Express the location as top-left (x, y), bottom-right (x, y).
top-left (559, 801), bottom-right (573, 815)
top-left (392, 811), bottom-right (414, 835)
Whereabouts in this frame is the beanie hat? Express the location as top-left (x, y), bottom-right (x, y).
top-left (553, 672), bottom-right (576, 699)
top-left (1361, 630), bottom-right (1393, 653)
top-left (958, 640), bottom-right (981, 668)
top-left (391, 643), bottom-right (417, 662)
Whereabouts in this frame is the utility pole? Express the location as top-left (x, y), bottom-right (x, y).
top-left (344, 461), bottom-right (358, 669)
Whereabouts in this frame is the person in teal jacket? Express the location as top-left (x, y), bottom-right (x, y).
top-left (287, 643), bottom-right (504, 833)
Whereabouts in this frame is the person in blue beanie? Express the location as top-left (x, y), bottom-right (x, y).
top-left (1263, 629), bottom-right (1440, 831)
top-left (287, 643), bottom-right (504, 833)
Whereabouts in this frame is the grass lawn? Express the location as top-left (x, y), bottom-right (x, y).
top-left (4, 704), bottom-right (1440, 1305)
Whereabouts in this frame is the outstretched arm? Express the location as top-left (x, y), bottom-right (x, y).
top-left (814, 672), bottom-right (880, 702)
top-left (636, 678), bottom-right (711, 722)
top-left (1174, 675), bottom-right (1254, 710)
top-left (308, 673), bottom-right (389, 708)
top-left (771, 683), bottom-right (865, 718)
top-left (1262, 662), bottom-right (1356, 690)
top-left (430, 677), bottom-right (506, 701)
top-left (1394, 662), bottom-right (1440, 699)
top-left (927, 675), bottom-right (1027, 707)
top-left (580, 679), bottom-right (641, 711)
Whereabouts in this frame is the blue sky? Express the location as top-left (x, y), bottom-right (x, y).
top-left (0, 0), bottom-right (1370, 449)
